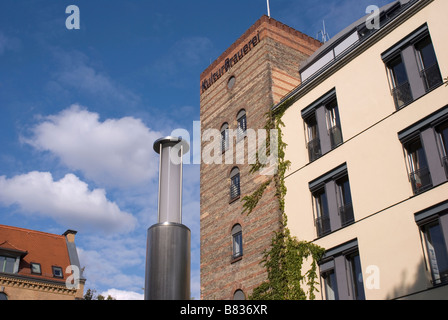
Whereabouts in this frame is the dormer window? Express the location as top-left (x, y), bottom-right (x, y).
top-left (52, 266), bottom-right (63, 278)
top-left (0, 242), bottom-right (27, 275)
top-left (0, 255), bottom-right (17, 274)
top-left (30, 262), bottom-right (42, 275)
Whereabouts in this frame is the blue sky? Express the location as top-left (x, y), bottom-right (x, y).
top-left (0, 0), bottom-right (394, 300)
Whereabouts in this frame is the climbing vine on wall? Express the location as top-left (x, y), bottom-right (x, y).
top-left (242, 99), bottom-right (325, 300)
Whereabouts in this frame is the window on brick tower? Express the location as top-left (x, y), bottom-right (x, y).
top-left (221, 123), bottom-right (230, 153)
top-left (232, 224), bottom-right (243, 259)
top-left (236, 110), bottom-right (247, 141)
top-left (230, 167), bottom-right (241, 201)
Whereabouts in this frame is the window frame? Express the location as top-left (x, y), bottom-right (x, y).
top-left (0, 255), bottom-right (17, 274)
top-left (304, 113), bottom-right (322, 162)
top-left (301, 88), bottom-right (343, 162)
top-left (221, 123), bottom-right (230, 153)
top-left (414, 34), bottom-right (443, 92)
top-left (415, 201), bottom-right (448, 287)
top-left (312, 187), bottom-right (331, 237)
top-left (319, 239), bottom-right (366, 300)
top-left (403, 135), bottom-right (433, 195)
top-left (52, 266), bottom-right (64, 279)
top-left (30, 262), bottom-right (42, 275)
top-left (325, 98), bottom-right (343, 149)
top-left (236, 109), bottom-right (247, 142)
top-left (382, 24), bottom-right (443, 110)
top-left (398, 106), bottom-right (448, 194)
top-left (229, 167), bottom-right (241, 202)
top-left (310, 163), bottom-right (355, 237)
top-left (231, 224), bottom-right (243, 261)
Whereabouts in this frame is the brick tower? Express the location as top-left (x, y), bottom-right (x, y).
top-left (200, 15), bottom-right (321, 300)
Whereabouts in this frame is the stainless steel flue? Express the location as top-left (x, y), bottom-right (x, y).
top-left (145, 137), bottom-right (191, 300)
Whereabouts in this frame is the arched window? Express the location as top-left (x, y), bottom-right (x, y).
top-left (230, 167), bottom-right (241, 200)
top-left (221, 123), bottom-right (229, 153)
top-left (228, 76), bottom-right (236, 90)
top-left (233, 289), bottom-right (246, 300)
top-left (236, 110), bottom-right (247, 140)
top-left (0, 292), bottom-right (8, 300)
top-left (232, 224), bottom-right (243, 259)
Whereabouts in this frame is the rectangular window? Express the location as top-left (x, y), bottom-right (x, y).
top-left (421, 221), bottom-right (448, 285)
top-left (302, 89), bottom-right (344, 162)
top-left (382, 25), bottom-right (442, 110)
top-left (436, 122), bottom-right (448, 178)
top-left (319, 240), bottom-right (365, 300)
top-left (387, 55), bottom-right (412, 109)
top-left (347, 252), bottom-right (366, 300)
top-left (336, 175), bottom-right (354, 227)
top-left (52, 266), bottom-right (63, 278)
top-left (30, 262), bottom-right (42, 275)
top-left (305, 114), bottom-right (321, 162)
top-left (310, 163), bottom-right (354, 237)
top-left (0, 256), bottom-right (16, 274)
top-left (313, 188), bottom-right (331, 237)
top-left (322, 269), bottom-right (339, 300)
top-left (404, 136), bottom-right (432, 194)
top-left (415, 202), bottom-right (448, 286)
top-left (415, 36), bottom-right (443, 92)
top-left (399, 106), bottom-right (448, 191)
top-left (326, 99), bottom-right (343, 149)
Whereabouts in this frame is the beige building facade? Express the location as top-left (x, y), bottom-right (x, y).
top-left (277, 0), bottom-right (448, 299)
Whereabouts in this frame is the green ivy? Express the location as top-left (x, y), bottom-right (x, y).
top-left (243, 101), bottom-right (325, 301)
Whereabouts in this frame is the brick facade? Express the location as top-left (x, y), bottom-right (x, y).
top-left (200, 15), bottom-right (321, 300)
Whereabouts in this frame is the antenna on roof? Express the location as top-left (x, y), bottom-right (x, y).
top-left (267, 0), bottom-right (271, 18)
top-left (317, 20), bottom-right (330, 43)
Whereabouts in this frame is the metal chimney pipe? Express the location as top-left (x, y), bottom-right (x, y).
top-left (145, 137), bottom-right (191, 300)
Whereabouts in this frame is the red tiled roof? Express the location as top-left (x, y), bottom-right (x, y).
top-left (0, 224), bottom-right (71, 283)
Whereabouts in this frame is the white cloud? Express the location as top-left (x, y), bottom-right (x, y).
top-left (0, 171), bottom-right (136, 234)
top-left (25, 105), bottom-right (162, 188)
top-left (77, 236), bottom-right (146, 295)
top-left (100, 288), bottom-right (144, 300)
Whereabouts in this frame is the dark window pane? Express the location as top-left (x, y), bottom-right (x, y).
top-left (326, 99), bottom-right (343, 148)
top-left (337, 176), bottom-right (354, 226)
top-left (424, 222), bottom-right (448, 284)
top-left (314, 188), bottom-right (331, 236)
top-left (405, 137), bottom-right (432, 194)
top-left (233, 232), bottom-right (243, 258)
top-left (322, 270), bottom-right (339, 300)
top-left (437, 123), bottom-right (448, 177)
top-left (388, 55), bottom-right (408, 86)
top-left (416, 36), bottom-right (443, 91)
top-left (437, 122), bottom-right (448, 156)
top-left (230, 173), bottom-right (241, 200)
top-left (348, 253), bottom-right (366, 300)
top-left (416, 37), bottom-right (437, 69)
